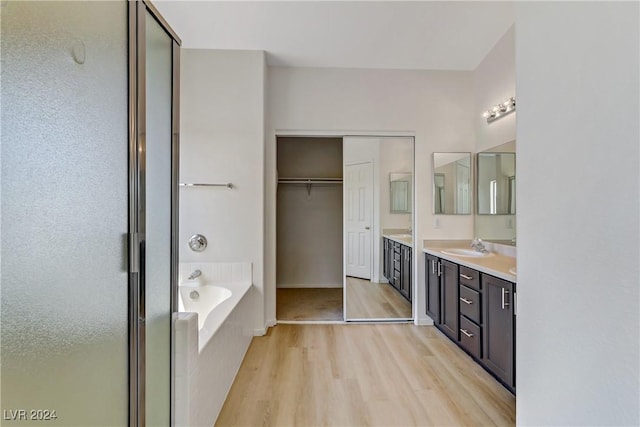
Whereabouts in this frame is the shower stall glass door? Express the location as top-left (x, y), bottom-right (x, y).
top-left (133, 2), bottom-right (181, 426)
top-left (1, 1), bottom-right (180, 426)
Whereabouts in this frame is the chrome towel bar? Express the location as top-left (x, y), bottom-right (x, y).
top-left (179, 183), bottom-right (234, 189)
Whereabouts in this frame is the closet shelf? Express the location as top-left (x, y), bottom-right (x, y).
top-left (277, 177), bottom-right (343, 184)
top-left (277, 177), bottom-right (342, 196)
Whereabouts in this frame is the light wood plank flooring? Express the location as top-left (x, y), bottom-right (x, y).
top-left (216, 324), bottom-right (515, 427)
top-left (346, 276), bottom-right (412, 319)
top-left (277, 288), bottom-right (343, 321)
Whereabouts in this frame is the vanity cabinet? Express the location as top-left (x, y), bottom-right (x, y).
top-left (382, 237), bottom-right (412, 302)
top-left (439, 259), bottom-right (459, 341)
top-left (425, 254), bottom-right (458, 340)
top-left (458, 266), bottom-right (482, 360)
top-left (425, 254), bottom-right (440, 323)
top-left (482, 275), bottom-right (515, 388)
top-left (399, 244), bottom-right (412, 301)
top-left (424, 253), bottom-right (516, 392)
top-left (383, 238), bottom-right (391, 280)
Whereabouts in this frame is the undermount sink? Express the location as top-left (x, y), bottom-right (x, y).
top-left (390, 234), bottom-right (412, 239)
top-left (509, 267), bottom-right (517, 275)
top-left (441, 248), bottom-right (493, 258)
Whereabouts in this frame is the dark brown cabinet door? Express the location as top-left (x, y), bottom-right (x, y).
top-left (425, 254), bottom-right (440, 323)
top-left (440, 259), bottom-right (459, 341)
top-left (388, 240), bottom-right (394, 285)
top-left (383, 238), bottom-right (389, 279)
top-left (482, 275), bottom-right (515, 389)
top-left (392, 242), bottom-right (401, 290)
top-left (399, 244), bottom-right (411, 301)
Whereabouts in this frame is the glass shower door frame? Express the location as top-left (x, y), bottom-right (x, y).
top-left (128, 1), bottom-right (181, 426)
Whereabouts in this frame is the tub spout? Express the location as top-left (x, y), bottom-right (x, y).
top-left (188, 270), bottom-right (202, 280)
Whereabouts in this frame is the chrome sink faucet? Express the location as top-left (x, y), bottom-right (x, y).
top-left (187, 269), bottom-right (202, 280)
top-left (471, 238), bottom-right (489, 253)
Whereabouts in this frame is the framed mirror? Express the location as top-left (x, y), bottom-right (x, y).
top-left (390, 173), bottom-right (412, 213)
top-left (432, 152), bottom-right (471, 214)
top-left (477, 152), bottom-right (516, 215)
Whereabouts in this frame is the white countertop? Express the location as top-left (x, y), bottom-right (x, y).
top-left (383, 234), bottom-right (412, 246)
top-left (422, 240), bottom-right (516, 283)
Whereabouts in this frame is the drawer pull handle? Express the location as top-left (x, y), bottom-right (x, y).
top-left (459, 297), bottom-right (473, 305)
top-left (460, 329), bottom-right (474, 338)
top-left (460, 274), bottom-right (473, 280)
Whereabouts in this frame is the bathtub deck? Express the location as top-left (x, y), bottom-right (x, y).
top-left (215, 324), bottom-right (515, 427)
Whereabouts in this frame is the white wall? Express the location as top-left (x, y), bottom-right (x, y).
top-left (474, 26), bottom-right (516, 153)
top-left (473, 26), bottom-right (517, 241)
top-left (266, 67), bottom-right (476, 325)
top-left (516, 2), bottom-right (639, 425)
top-left (180, 49), bottom-right (266, 334)
top-left (276, 137), bottom-right (343, 288)
top-left (380, 139), bottom-right (413, 231)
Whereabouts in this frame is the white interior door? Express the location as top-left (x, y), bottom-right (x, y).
top-left (345, 162), bottom-right (373, 279)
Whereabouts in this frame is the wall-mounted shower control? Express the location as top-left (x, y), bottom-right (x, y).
top-left (188, 234), bottom-right (208, 252)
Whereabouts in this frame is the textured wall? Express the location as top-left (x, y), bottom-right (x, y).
top-left (515, 2), bottom-right (639, 425)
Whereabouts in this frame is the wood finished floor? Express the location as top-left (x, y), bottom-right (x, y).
top-left (346, 277), bottom-right (412, 319)
top-left (216, 324), bottom-right (515, 427)
top-left (276, 288), bottom-right (343, 321)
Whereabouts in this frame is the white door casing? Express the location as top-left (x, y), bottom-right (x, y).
top-left (345, 162), bottom-right (373, 279)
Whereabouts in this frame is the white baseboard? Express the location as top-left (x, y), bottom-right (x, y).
top-left (276, 283), bottom-right (343, 289)
top-left (277, 320), bottom-right (346, 325)
top-left (415, 316), bottom-right (435, 326)
top-left (254, 319), bottom-right (277, 336)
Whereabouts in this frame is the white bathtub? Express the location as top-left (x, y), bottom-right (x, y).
top-left (174, 262), bottom-right (254, 427)
top-left (179, 281), bottom-right (232, 329)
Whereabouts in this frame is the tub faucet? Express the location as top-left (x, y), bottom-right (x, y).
top-left (471, 238), bottom-right (489, 253)
top-left (188, 269), bottom-right (202, 280)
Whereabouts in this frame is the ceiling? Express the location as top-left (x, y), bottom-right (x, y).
top-left (154, 1), bottom-right (514, 71)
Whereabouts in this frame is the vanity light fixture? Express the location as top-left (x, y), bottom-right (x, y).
top-left (483, 97), bottom-right (516, 123)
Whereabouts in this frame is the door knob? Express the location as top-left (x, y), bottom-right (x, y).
top-left (365, 226), bottom-right (370, 230)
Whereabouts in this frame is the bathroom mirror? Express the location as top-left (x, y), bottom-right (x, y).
top-left (477, 152), bottom-right (516, 215)
top-left (432, 153), bottom-right (471, 214)
top-left (343, 136), bottom-right (413, 322)
top-left (389, 173), bottom-right (412, 213)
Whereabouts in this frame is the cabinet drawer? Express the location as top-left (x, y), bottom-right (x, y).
top-left (459, 265), bottom-right (480, 290)
top-left (459, 316), bottom-right (481, 360)
top-left (459, 285), bottom-right (480, 324)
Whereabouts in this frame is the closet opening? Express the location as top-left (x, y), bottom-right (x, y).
top-left (276, 136), bottom-right (344, 321)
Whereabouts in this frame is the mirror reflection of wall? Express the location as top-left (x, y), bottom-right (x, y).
top-left (434, 173), bottom-right (445, 214)
top-left (390, 173), bottom-right (412, 213)
top-left (432, 152), bottom-right (471, 215)
top-left (475, 140), bottom-right (516, 243)
top-left (477, 153), bottom-right (516, 215)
